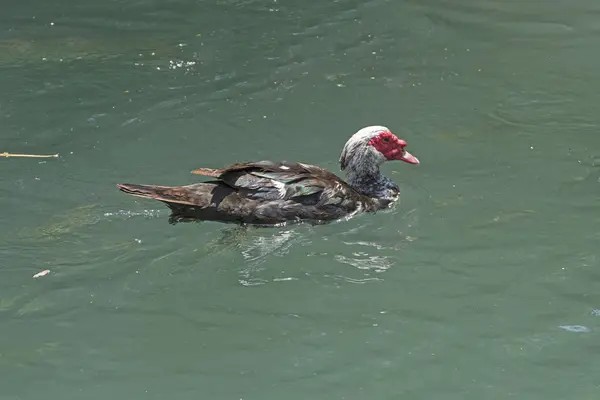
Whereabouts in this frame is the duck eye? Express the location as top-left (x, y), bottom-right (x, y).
top-left (382, 136), bottom-right (390, 143)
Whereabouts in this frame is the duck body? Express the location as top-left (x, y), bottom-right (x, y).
top-left (118, 160), bottom-right (392, 225)
top-left (117, 126), bottom-right (419, 226)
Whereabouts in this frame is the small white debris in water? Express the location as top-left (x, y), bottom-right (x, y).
top-left (151, 52), bottom-right (155, 56)
top-left (280, 165), bottom-right (290, 170)
top-left (592, 309), bottom-right (600, 316)
top-left (530, 146), bottom-right (534, 150)
top-left (134, 238), bottom-right (142, 244)
top-left (50, 22), bottom-right (54, 26)
top-left (33, 269), bottom-right (50, 278)
top-left (272, 277), bottom-right (297, 282)
top-left (559, 325), bottom-right (590, 333)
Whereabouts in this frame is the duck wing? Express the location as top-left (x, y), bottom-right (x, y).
top-left (191, 160), bottom-right (358, 206)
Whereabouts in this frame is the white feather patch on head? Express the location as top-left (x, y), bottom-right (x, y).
top-left (340, 125), bottom-right (390, 170)
top-left (347, 125), bottom-right (390, 144)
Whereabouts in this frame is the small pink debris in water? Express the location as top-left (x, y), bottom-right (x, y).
top-left (33, 269), bottom-right (50, 278)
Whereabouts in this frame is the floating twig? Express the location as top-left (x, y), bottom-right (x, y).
top-left (1, 152), bottom-right (59, 158)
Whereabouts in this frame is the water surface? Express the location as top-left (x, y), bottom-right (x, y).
top-left (1, 0), bottom-right (600, 399)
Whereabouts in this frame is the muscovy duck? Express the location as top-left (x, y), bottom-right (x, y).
top-left (117, 125), bottom-right (419, 225)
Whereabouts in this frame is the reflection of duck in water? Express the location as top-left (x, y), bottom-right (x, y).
top-left (117, 125), bottom-right (419, 226)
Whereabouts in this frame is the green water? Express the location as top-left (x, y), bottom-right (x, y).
top-left (2, 0), bottom-right (600, 398)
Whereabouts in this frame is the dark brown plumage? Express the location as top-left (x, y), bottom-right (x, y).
top-left (117, 126), bottom-right (419, 226)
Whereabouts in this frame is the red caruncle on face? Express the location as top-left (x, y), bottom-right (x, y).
top-left (368, 131), bottom-right (419, 165)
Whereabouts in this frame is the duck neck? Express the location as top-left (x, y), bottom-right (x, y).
top-left (343, 160), bottom-right (398, 199)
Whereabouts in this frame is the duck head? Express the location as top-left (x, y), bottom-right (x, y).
top-left (339, 125), bottom-right (419, 172)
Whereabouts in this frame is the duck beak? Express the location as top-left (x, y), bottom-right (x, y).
top-left (397, 150), bottom-right (420, 165)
